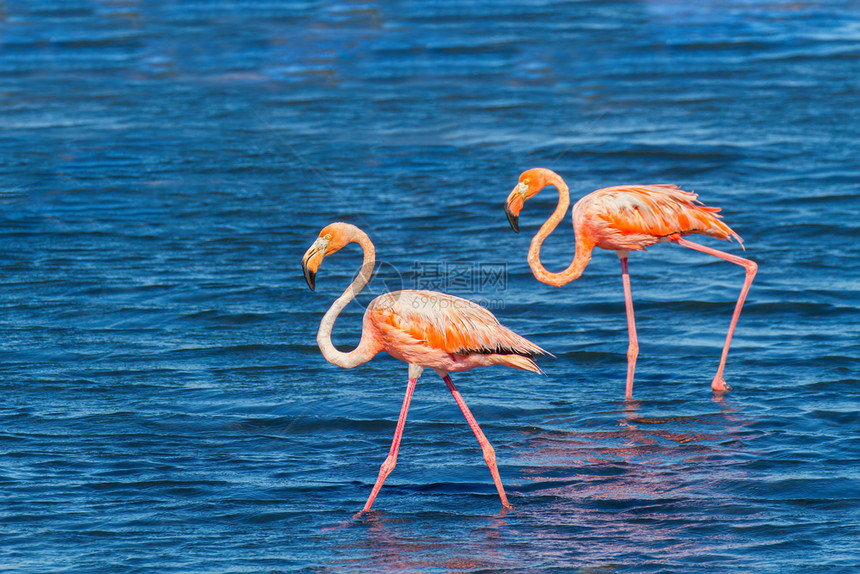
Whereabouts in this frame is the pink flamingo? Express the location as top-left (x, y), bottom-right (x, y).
top-left (301, 222), bottom-right (549, 514)
top-left (503, 168), bottom-right (757, 400)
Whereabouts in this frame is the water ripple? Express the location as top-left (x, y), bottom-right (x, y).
top-left (0, 0), bottom-right (858, 572)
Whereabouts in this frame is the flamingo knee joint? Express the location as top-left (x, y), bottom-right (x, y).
top-left (380, 455), bottom-right (397, 477)
top-left (746, 260), bottom-right (758, 277)
top-left (482, 445), bottom-right (496, 466)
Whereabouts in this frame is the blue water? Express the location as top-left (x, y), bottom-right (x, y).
top-left (1, 1), bottom-right (859, 572)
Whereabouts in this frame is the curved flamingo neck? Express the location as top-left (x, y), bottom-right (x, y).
top-left (527, 172), bottom-right (594, 287)
top-left (317, 228), bottom-right (380, 368)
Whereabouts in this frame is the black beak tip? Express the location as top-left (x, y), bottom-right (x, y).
top-left (302, 264), bottom-right (316, 291)
top-left (504, 202), bottom-right (520, 233)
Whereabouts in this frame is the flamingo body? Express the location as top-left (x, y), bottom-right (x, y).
top-left (368, 289), bottom-right (545, 374)
top-left (301, 222), bottom-right (548, 515)
top-left (572, 184), bottom-right (742, 252)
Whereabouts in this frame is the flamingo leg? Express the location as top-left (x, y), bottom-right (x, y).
top-left (442, 374), bottom-right (511, 509)
top-left (358, 377), bottom-right (417, 514)
top-left (619, 255), bottom-right (639, 401)
top-left (672, 237), bottom-right (758, 392)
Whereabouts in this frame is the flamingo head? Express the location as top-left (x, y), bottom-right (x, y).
top-left (504, 168), bottom-right (551, 233)
top-left (301, 223), bottom-right (354, 290)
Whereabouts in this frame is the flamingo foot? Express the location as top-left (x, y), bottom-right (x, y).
top-left (351, 508), bottom-right (376, 520)
top-left (711, 377), bottom-right (732, 393)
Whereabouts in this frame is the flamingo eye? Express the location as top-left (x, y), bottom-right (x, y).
top-left (323, 234), bottom-right (332, 241)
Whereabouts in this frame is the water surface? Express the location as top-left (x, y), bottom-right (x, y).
top-left (1, 1), bottom-right (859, 572)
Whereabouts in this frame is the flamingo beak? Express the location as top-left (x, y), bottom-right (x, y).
top-left (504, 185), bottom-right (526, 233)
top-left (302, 261), bottom-right (316, 291)
top-left (504, 201), bottom-right (519, 233)
top-left (301, 240), bottom-right (326, 291)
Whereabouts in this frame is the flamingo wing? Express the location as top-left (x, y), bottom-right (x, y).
top-left (370, 290), bottom-right (549, 360)
top-left (580, 185), bottom-right (742, 246)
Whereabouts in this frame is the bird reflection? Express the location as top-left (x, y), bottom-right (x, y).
top-left (487, 395), bottom-right (757, 564)
top-left (320, 396), bottom-right (755, 570)
top-left (323, 509), bottom-right (512, 572)
top-left (515, 395), bottom-right (752, 501)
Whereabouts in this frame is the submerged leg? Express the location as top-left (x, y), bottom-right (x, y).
top-left (619, 254), bottom-right (639, 401)
top-left (672, 237), bottom-right (758, 393)
top-left (358, 376), bottom-right (417, 515)
top-left (442, 374), bottom-right (511, 509)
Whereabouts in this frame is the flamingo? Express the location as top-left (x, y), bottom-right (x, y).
top-left (503, 168), bottom-right (757, 400)
top-left (301, 222), bottom-right (549, 514)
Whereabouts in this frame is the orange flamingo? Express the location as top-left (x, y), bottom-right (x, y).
top-left (301, 222), bottom-right (549, 514)
top-left (503, 168), bottom-right (757, 400)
